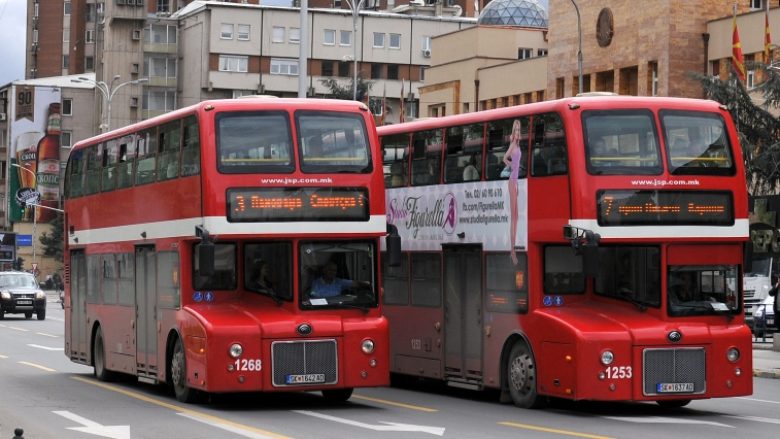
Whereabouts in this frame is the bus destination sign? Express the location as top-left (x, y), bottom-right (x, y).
top-left (597, 190), bottom-right (733, 226)
top-left (228, 187), bottom-right (369, 222)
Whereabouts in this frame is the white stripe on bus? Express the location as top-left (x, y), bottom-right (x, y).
top-left (568, 219), bottom-right (749, 239)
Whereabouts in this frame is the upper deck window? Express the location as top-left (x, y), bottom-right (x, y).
top-left (297, 111), bottom-right (371, 173)
top-left (216, 111), bottom-right (294, 173)
top-left (583, 110), bottom-right (661, 175)
top-left (661, 111), bottom-right (735, 176)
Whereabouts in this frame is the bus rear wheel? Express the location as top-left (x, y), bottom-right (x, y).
top-left (506, 342), bottom-right (544, 409)
top-left (170, 337), bottom-right (201, 403)
top-left (93, 327), bottom-right (116, 382)
top-left (322, 388), bottom-right (354, 402)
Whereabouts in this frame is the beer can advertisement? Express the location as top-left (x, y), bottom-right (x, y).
top-left (9, 85), bottom-right (61, 223)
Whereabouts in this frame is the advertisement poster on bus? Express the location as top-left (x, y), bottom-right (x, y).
top-left (386, 180), bottom-right (528, 253)
top-left (8, 84), bottom-right (62, 224)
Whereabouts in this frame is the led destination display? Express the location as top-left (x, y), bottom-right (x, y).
top-left (228, 187), bottom-right (369, 222)
top-left (597, 190), bottom-right (733, 226)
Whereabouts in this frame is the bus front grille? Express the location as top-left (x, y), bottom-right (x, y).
top-left (271, 339), bottom-right (338, 387)
top-left (642, 347), bottom-right (706, 396)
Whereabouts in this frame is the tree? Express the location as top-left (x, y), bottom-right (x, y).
top-left (694, 64), bottom-right (780, 194)
top-left (319, 75), bottom-right (373, 101)
top-left (39, 213), bottom-right (64, 261)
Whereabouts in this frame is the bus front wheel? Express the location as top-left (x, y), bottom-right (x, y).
top-left (171, 337), bottom-right (201, 403)
top-left (322, 388), bottom-right (353, 402)
top-left (506, 342), bottom-right (544, 409)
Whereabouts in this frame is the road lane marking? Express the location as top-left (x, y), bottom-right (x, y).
top-left (352, 394), bottom-right (438, 412)
top-left (27, 343), bottom-right (64, 351)
top-left (294, 410), bottom-right (445, 436)
top-left (499, 421), bottom-right (616, 439)
top-left (8, 326), bottom-right (30, 332)
top-left (0, 354), bottom-right (8, 359)
top-left (726, 415), bottom-right (780, 425)
top-left (71, 376), bottom-right (291, 439)
top-left (602, 416), bottom-right (734, 428)
top-left (18, 361), bottom-right (57, 372)
top-left (36, 332), bottom-right (59, 338)
top-left (177, 413), bottom-right (288, 439)
top-left (54, 410), bottom-right (130, 439)
top-left (736, 396), bottom-right (780, 404)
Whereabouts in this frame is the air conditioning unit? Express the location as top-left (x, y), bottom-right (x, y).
top-left (422, 49), bottom-right (431, 58)
top-left (0, 113), bottom-right (6, 121)
top-left (116, 0), bottom-right (127, 5)
top-left (131, 29), bottom-right (141, 40)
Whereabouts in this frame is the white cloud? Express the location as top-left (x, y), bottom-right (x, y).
top-left (0, 0), bottom-right (26, 86)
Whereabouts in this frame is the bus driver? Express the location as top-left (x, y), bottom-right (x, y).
top-left (310, 261), bottom-right (369, 298)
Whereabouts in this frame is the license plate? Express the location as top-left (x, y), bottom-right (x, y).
top-left (285, 373), bottom-right (326, 385)
top-left (657, 382), bottom-right (694, 393)
top-left (16, 300), bottom-right (32, 305)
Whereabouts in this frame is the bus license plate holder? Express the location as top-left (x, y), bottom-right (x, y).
top-left (285, 373), bottom-right (326, 385)
top-left (656, 382), bottom-right (694, 393)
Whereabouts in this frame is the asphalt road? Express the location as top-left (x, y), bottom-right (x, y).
top-left (1, 299), bottom-right (780, 439)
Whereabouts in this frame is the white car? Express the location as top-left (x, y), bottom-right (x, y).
top-left (753, 295), bottom-right (775, 338)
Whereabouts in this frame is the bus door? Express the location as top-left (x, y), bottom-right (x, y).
top-left (135, 246), bottom-right (158, 376)
top-left (443, 244), bottom-right (483, 383)
top-left (69, 250), bottom-right (88, 362)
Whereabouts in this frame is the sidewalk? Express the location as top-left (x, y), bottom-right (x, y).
top-left (753, 335), bottom-right (780, 378)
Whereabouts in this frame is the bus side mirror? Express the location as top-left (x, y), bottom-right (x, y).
top-left (744, 240), bottom-right (753, 273)
top-left (386, 224), bottom-right (402, 267)
top-left (198, 242), bottom-right (215, 277)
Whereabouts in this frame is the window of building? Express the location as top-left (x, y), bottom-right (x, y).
top-left (142, 88), bottom-right (176, 112)
top-left (64, 1), bottom-right (71, 15)
top-left (270, 58), bottom-right (299, 76)
top-left (157, 0), bottom-right (170, 12)
top-left (86, 30), bottom-right (95, 43)
top-left (340, 30), bottom-right (352, 46)
top-left (86, 4), bottom-right (96, 21)
top-left (371, 63), bottom-right (383, 79)
top-left (237, 24), bottom-right (250, 40)
top-left (145, 56), bottom-right (177, 78)
top-left (324, 29), bottom-right (336, 45)
top-left (748, 69), bottom-right (756, 90)
top-left (338, 61), bottom-right (350, 77)
top-left (85, 56), bottom-right (94, 71)
top-left (272, 26), bottom-right (285, 43)
top-left (61, 131), bottom-right (72, 148)
top-left (518, 48), bottom-right (533, 59)
top-left (33, 29), bottom-right (38, 43)
top-left (751, 0), bottom-right (764, 10)
top-left (63, 55), bottom-right (69, 69)
top-left (63, 31), bottom-right (70, 43)
top-left (537, 48), bottom-right (548, 56)
top-left (289, 27), bottom-right (300, 44)
top-left (322, 60), bottom-right (334, 77)
top-left (710, 60), bottom-right (720, 78)
top-left (221, 23), bottom-right (233, 39)
top-left (420, 66), bottom-right (425, 81)
top-left (649, 61), bottom-right (659, 96)
top-left (219, 55), bottom-right (248, 72)
top-left (373, 32), bottom-right (385, 48)
top-left (387, 64), bottom-right (398, 80)
top-left (232, 89), bottom-right (255, 99)
top-left (389, 33), bottom-right (401, 49)
top-left (62, 98), bottom-right (73, 116)
top-left (145, 24), bottom-right (177, 44)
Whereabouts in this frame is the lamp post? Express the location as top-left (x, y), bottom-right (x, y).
top-left (569, 0), bottom-right (583, 95)
top-left (346, 0), bottom-right (366, 101)
top-left (72, 76), bottom-right (148, 132)
top-left (11, 163), bottom-right (38, 268)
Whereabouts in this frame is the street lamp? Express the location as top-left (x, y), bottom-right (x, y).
top-left (346, 0), bottom-right (366, 101)
top-left (72, 76), bottom-right (148, 132)
top-left (569, 0), bottom-right (583, 95)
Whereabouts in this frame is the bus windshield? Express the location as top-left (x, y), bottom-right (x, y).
top-left (216, 111), bottom-right (294, 173)
top-left (594, 246), bottom-right (661, 308)
top-left (662, 111), bottom-right (735, 175)
top-left (299, 241), bottom-right (377, 310)
top-left (583, 110), bottom-right (661, 175)
top-left (668, 265), bottom-right (739, 316)
top-left (297, 111), bottom-right (371, 173)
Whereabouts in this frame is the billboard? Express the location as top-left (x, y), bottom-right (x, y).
top-left (0, 233), bottom-right (16, 262)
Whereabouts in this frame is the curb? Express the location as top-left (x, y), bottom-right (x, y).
top-left (753, 369), bottom-right (780, 379)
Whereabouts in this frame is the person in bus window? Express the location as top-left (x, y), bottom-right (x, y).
top-left (503, 119), bottom-right (522, 265)
top-left (462, 155), bottom-right (479, 181)
top-left (249, 259), bottom-right (274, 294)
top-left (670, 272), bottom-right (697, 306)
top-left (310, 261), bottom-right (369, 298)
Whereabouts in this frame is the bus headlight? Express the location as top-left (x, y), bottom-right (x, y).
top-left (726, 347), bottom-right (740, 363)
top-left (361, 339), bottom-right (375, 354)
top-left (229, 343), bottom-right (243, 358)
top-left (600, 350), bottom-right (615, 366)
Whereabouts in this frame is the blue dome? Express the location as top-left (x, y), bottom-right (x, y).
top-left (477, 0), bottom-right (548, 28)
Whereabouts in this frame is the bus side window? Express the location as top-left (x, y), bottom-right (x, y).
top-left (102, 138), bottom-right (119, 192)
top-left (66, 149), bottom-right (85, 198)
top-left (158, 120), bottom-right (181, 181)
top-left (181, 115), bottom-right (201, 176)
top-left (84, 144), bottom-right (102, 195)
top-left (486, 117), bottom-right (528, 180)
top-left (531, 113), bottom-right (567, 177)
top-left (116, 134), bottom-right (135, 190)
top-left (411, 129), bottom-right (442, 186)
top-left (544, 246), bottom-right (585, 294)
top-left (135, 130), bottom-right (157, 185)
top-left (444, 123), bottom-right (484, 183)
top-left (382, 133), bottom-right (409, 188)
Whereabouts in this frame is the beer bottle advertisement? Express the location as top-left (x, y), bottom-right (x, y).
top-left (14, 131), bottom-right (41, 222)
top-left (35, 102), bottom-right (62, 223)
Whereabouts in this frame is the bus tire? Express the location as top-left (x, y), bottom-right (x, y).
top-left (322, 388), bottom-right (354, 402)
top-left (171, 337), bottom-right (201, 403)
top-left (656, 399), bottom-right (691, 408)
top-left (93, 327), bottom-right (116, 382)
top-left (506, 342), bottom-right (544, 409)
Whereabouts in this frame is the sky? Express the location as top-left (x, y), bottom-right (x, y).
top-left (0, 0), bottom-right (26, 86)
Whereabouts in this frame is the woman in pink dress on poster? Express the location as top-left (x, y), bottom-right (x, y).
top-left (503, 120), bottom-right (522, 265)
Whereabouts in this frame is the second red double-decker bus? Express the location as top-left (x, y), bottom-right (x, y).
top-left (378, 95), bottom-right (752, 408)
top-left (64, 98), bottom-right (398, 402)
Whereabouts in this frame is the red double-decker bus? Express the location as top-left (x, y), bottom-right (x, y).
top-left (63, 98), bottom-right (398, 403)
top-left (378, 95), bottom-right (752, 408)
